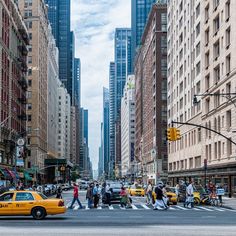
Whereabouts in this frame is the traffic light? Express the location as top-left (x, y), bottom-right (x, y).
top-left (175, 128), bottom-right (181, 140)
top-left (167, 128), bottom-right (173, 141)
top-left (166, 128), bottom-right (181, 141)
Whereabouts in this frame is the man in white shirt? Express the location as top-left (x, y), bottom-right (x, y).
top-left (184, 179), bottom-right (194, 208)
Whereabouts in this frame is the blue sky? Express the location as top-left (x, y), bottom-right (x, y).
top-left (71, 0), bottom-right (131, 170)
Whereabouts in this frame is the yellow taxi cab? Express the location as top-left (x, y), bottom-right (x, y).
top-left (128, 184), bottom-right (145, 197)
top-left (0, 190), bottom-right (66, 220)
top-left (152, 186), bottom-right (178, 205)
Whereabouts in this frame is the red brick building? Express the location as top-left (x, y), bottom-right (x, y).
top-left (134, 3), bottom-right (167, 184)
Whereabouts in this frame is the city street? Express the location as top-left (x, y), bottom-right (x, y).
top-left (0, 191), bottom-right (236, 235)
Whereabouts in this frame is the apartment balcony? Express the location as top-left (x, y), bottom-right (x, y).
top-left (17, 113), bottom-right (27, 121)
top-left (18, 45), bottom-right (28, 56)
top-left (18, 77), bottom-right (28, 91)
top-left (18, 97), bottom-right (27, 104)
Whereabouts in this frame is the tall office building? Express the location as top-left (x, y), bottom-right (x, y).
top-left (135, 2), bottom-right (167, 184)
top-left (0, 0), bottom-right (29, 179)
top-left (19, 0), bottom-right (49, 181)
top-left (121, 75), bottom-right (135, 177)
top-left (74, 58), bottom-right (81, 108)
top-left (168, 0), bottom-right (236, 196)
top-left (45, 0), bottom-right (72, 99)
top-left (114, 28), bottom-right (132, 120)
top-left (131, 0), bottom-right (156, 71)
top-left (102, 88), bottom-right (110, 176)
top-left (114, 28), bottom-right (132, 175)
top-left (109, 62), bottom-right (115, 177)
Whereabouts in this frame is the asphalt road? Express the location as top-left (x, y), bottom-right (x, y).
top-left (0, 190), bottom-right (236, 236)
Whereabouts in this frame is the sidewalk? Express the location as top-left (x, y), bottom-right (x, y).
top-left (222, 197), bottom-right (236, 209)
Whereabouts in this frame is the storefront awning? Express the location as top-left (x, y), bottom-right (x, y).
top-left (24, 171), bottom-right (32, 181)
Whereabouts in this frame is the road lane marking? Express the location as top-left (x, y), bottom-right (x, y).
top-left (73, 206), bottom-right (79, 210)
top-left (169, 207), bottom-right (178, 210)
top-left (175, 206), bottom-right (188, 210)
top-left (192, 207), bottom-right (201, 211)
top-left (108, 205), bottom-right (114, 210)
top-left (85, 206), bottom-right (89, 210)
top-left (131, 204), bottom-right (138, 210)
top-left (97, 206), bottom-right (102, 210)
top-left (197, 206), bottom-right (214, 211)
top-left (141, 204), bottom-right (151, 210)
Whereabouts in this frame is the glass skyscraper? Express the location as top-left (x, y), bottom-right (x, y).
top-left (45, 0), bottom-right (72, 100)
top-left (131, 0), bottom-right (156, 71)
top-left (109, 62), bottom-right (115, 177)
top-left (114, 28), bottom-right (132, 120)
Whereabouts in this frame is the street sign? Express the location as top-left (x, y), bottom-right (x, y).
top-left (17, 138), bottom-right (25, 146)
top-left (151, 149), bottom-right (156, 158)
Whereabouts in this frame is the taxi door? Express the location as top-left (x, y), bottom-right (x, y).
top-left (13, 192), bottom-right (36, 215)
top-left (0, 192), bottom-right (14, 215)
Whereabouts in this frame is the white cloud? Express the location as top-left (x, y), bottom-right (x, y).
top-left (71, 0), bottom-right (131, 170)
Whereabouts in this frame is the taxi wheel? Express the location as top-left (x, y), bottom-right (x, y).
top-left (32, 207), bottom-right (46, 220)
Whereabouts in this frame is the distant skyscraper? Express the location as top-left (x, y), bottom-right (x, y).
top-left (131, 0), bottom-right (156, 71)
top-left (109, 62), bottom-right (115, 177)
top-left (114, 28), bottom-right (132, 120)
top-left (46, 0), bottom-right (72, 99)
top-left (102, 88), bottom-right (110, 175)
top-left (83, 109), bottom-right (88, 145)
top-left (70, 31), bottom-right (75, 104)
top-left (74, 58), bottom-right (81, 107)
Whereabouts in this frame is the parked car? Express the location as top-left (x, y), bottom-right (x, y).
top-left (61, 183), bottom-right (72, 191)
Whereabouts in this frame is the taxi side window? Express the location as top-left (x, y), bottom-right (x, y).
top-left (0, 193), bottom-right (14, 202)
top-left (16, 193), bottom-right (34, 201)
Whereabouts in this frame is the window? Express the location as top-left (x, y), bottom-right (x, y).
top-left (26, 91), bottom-right (32, 99)
top-left (206, 98), bottom-right (210, 113)
top-left (205, 4), bottom-right (209, 22)
top-left (27, 115), bottom-right (32, 121)
top-left (214, 65), bottom-right (220, 83)
top-left (214, 91), bottom-right (220, 108)
top-left (213, 40), bottom-right (220, 59)
top-left (0, 193), bottom-right (14, 201)
top-left (28, 56), bottom-right (32, 64)
top-left (28, 80), bottom-right (32, 87)
top-left (226, 110), bottom-right (231, 128)
top-left (213, 15), bottom-right (220, 35)
top-left (16, 192), bottom-right (34, 201)
top-left (226, 82), bottom-right (231, 94)
top-left (225, 0), bottom-right (230, 21)
top-left (205, 74), bottom-right (210, 91)
top-left (27, 103), bottom-right (32, 110)
top-left (24, 10), bottom-right (32, 17)
top-left (196, 3), bottom-right (200, 18)
top-left (24, 0), bottom-right (33, 7)
top-left (161, 13), bottom-right (167, 31)
top-left (205, 28), bottom-right (209, 45)
top-left (226, 54), bottom-right (231, 74)
top-left (205, 51), bottom-right (209, 68)
top-left (196, 42), bottom-right (200, 57)
top-left (213, 0), bottom-right (220, 11)
top-left (196, 62), bottom-right (201, 76)
top-left (226, 27), bottom-right (231, 48)
top-left (196, 23), bottom-right (200, 37)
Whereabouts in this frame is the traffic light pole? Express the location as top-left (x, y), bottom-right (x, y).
top-left (171, 121), bottom-right (236, 146)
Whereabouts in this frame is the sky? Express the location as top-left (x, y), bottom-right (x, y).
top-left (71, 0), bottom-right (131, 170)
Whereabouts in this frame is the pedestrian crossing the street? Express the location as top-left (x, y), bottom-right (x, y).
top-left (65, 201), bottom-right (236, 213)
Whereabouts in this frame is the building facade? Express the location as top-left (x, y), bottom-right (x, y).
top-left (45, 0), bottom-right (72, 100)
top-left (121, 75), bottom-right (135, 177)
top-left (168, 0), bottom-right (236, 197)
top-left (131, 0), bottom-right (156, 71)
top-left (19, 0), bottom-right (49, 182)
top-left (102, 88), bottom-right (109, 177)
top-left (57, 84), bottom-right (70, 161)
top-left (0, 0), bottom-right (29, 184)
top-left (109, 62), bottom-right (115, 177)
top-left (135, 3), bottom-right (168, 184)
top-left (47, 25), bottom-right (59, 159)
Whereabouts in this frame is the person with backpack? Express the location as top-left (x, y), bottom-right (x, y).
top-left (153, 183), bottom-right (168, 210)
top-left (56, 185), bottom-right (62, 199)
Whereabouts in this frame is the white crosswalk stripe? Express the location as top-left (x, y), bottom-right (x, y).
top-left (131, 204), bottom-right (138, 210)
top-left (141, 204), bottom-right (151, 210)
top-left (66, 204), bottom-right (234, 212)
top-left (175, 206), bottom-right (188, 210)
top-left (197, 206), bottom-right (214, 211)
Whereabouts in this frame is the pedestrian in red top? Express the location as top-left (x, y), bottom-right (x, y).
top-left (69, 183), bottom-right (83, 209)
